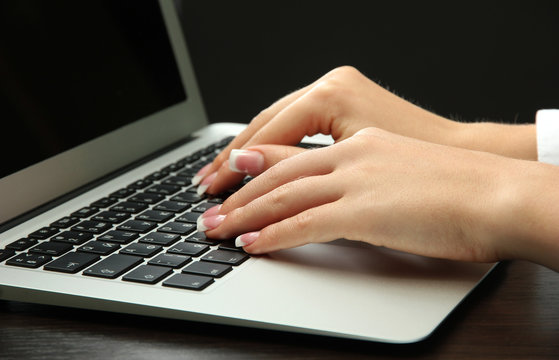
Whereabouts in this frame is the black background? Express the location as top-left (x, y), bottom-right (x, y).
top-left (177, 1), bottom-right (559, 125)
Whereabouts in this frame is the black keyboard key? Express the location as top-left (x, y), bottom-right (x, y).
top-left (109, 188), bottom-right (136, 198)
top-left (117, 220), bottom-right (157, 233)
top-left (177, 168), bottom-right (199, 179)
top-left (28, 227), bottom-right (60, 239)
top-left (6, 238), bottom-right (38, 251)
top-left (92, 211), bottom-right (130, 224)
top-left (146, 184), bottom-right (180, 195)
top-left (127, 179), bottom-right (153, 189)
top-left (182, 261), bottom-right (232, 278)
top-left (191, 202), bottom-right (214, 213)
top-left (72, 220), bottom-right (112, 234)
top-left (153, 201), bottom-right (190, 213)
top-left (139, 232), bottom-right (180, 246)
top-left (51, 216), bottom-right (80, 229)
top-left (122, 265), bottom-right (173, 284)
top-left (145, 170), bottom-right (168, 181)
top-left (83, 254), bottom-right (143, 279)
top-left (162, 273), bottom-right (213, 291)
top-left (128, 193), bottom-right (164, 205)
top-left (171, 191), bottom-right (205, 203)
top-left (218, 136), bottom-right (234, 147)
top-left (162, 176), bottom-right (190, 187)
top-left (110, 201), bottom-right (148, 214)
top-left (207, 195), bottom-right (227, 204)
top-left (136, 210), bottom-right (174, 223)
top-left (120, 243), bottom-right (162, 257)
top-left (6, 253), bottom-right (52, 268)
top-left (158, 222), bottom-right (195, 235)
top-left (185, 232), bottom-right (220, 246)
top-left (71, 206), bottom-right (99, 218)
top-left (52, 231), bottom-right (93, 245)
top-left (175, 212), bottom-right (201, 224)
top-left (90, 197), bottom-right (118, 208)
top-left (98, 230), bottom-right (139, 244)
top-left (0, 248), bottom-right (16, 262)
top-left (201, 250), bottom-right (249, 266)
top-left (148, 253), bottom-right (191, 268)
top-left (161, 162), bottom-right (186, 173)
top-left (29, 241), bottom-right (73, 256)
top-left (44, 252), bottom-right (100, 273)
top-left (77, 241), bottom-right (120, 255)
top-left (167, 242), bottom-right (209, 257)
top-left (218, 239), bottom-right (245, 252)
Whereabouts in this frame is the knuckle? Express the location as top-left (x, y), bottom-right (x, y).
top-left (292, 211), bottom-right (313, 233)
top-left (262, 163), bottom-right (284, 185)
top-left (267, 182), bottom-right (291, 209)
top-left (309, 81), bottom-right (346, 116)
top-left (251, 108), bottom-right (272, 126)
top-left (328, 65), bottom-right (360, 78)
top-left (312, 73), bottom-right (357, 106)
top-left (354, 126), bottom-right (386, 139)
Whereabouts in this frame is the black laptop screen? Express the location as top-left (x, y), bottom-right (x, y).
top-left (0, 1), bottom-right (187, 179)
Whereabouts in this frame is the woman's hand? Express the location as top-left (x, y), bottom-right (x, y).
top-left (201, 128), bottom-right (542, 264)
top-left (194, 66), bottom-right (536, 196)
top-left (194, 66), bottom-right (463, 195)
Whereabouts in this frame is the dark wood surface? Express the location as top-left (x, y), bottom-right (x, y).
top-left (1, 260), bottom-right (557, 359)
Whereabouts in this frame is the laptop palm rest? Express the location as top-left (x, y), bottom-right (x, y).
top-left (225, 240), bottom-right (494, 343)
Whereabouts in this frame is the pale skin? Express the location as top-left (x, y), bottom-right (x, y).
top-left (193, 66), bottom-right (559, 272)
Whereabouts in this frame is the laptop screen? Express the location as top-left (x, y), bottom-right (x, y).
top-left (0, 0), bottom-right (187, 179)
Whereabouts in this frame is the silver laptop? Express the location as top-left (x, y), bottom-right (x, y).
top-left (0, 0), bottom-right (495, 343)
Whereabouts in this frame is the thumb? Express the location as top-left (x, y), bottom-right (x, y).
top-left (228, 144), bottom-right (306, 177)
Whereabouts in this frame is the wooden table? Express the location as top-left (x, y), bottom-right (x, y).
top-left (1, 260), bottom-right (557, 359)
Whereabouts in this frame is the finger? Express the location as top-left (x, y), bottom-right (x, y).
top-left (236, 202), bottom-right (346, 254)
top-left (196, 144), bottom-right (306, 197)
top-left (220, 145), bottom-right (335, 213)
top-left (204, 86), bottom-right (340, 195)
top-left (193, 85), bottom-right (311, 186)
top-left (204, 173), bottom-right (342, 239)
top-left (207, 144), bottom-right (305, 195)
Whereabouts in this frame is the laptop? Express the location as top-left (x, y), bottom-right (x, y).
top-left (0, 0), bottom-right (495, 343)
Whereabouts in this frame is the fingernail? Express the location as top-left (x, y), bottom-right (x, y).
top-left (196, 171), bottom-right (217, 196)
top-left (235, 232), bottom-right (260, 247)
top-left (201, 204), bottom-right (222, 218)
top-left (197, 214), bottom-right (226, 232)
top-left (229, 149), bottom-right (264, 174)
top-left (192, 164), bottom-right (211, 185)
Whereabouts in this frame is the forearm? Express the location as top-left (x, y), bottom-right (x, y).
top-left (497, 161), bottom-right (559, 271)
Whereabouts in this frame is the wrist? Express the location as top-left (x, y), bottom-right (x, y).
top-left (452, 122), bottom-right (537, 160)
top-left (495, 161), bottom-right (559, 271)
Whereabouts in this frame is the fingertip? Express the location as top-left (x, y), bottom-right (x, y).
top-left (235, 231), bottom-right (260, 248)
top-left (191, 164), bottom-right (211, 185)
top-left (196, 171), bottom-right (216, 195)
top-left (205, 162), bottom-right (246, 195)
top-left (228, 149), bottom-right (265, 175)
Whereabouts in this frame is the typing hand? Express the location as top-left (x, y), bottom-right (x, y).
top-left (200, 128), bottom-right (532, 264)
top-left (193, 66), bottom-right (460, 196)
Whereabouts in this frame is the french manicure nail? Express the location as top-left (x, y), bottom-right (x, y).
top-left (229, 149), bottom-right (264, 174)
top-left (197, 214), bottom-right (226, 232)
top-left (192, 164), bottom-right (211, 185)
top-left (196, 171), bottom-right (217, 196)
top-left (235, 232), bottom-right (260, 247)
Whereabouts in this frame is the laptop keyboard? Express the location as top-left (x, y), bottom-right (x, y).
top-left (1, 136), bottom-right (251, 291)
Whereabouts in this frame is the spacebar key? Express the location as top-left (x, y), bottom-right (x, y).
top-left (83, 254), bottom-right (143, 279)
